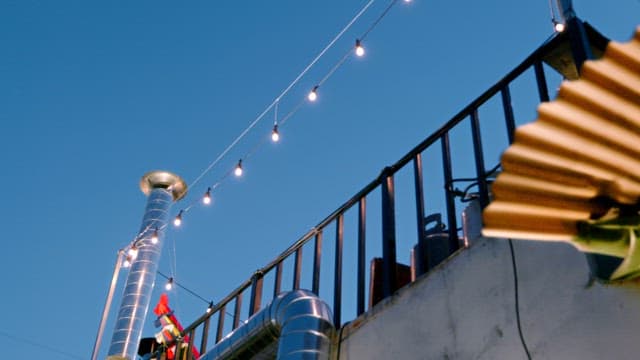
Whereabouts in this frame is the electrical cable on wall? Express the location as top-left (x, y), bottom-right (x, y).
top-left (508, 239), bottom-right (533, 360)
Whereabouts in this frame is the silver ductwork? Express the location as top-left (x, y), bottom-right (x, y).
top-left (201, 289), bottom-right (335, 360)
top-left (107, 171), bottom-right (187, 360)
top-left (556, 0), bottom-right (576, 21)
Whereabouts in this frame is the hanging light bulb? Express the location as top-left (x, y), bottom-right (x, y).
top-left (271, 124), bottom-right (280, 142)
top-left (553, 20), bottom-right (566, 33)
top-left (403, 0), bottom-right (411, 3)
top-left (165, 277), bottom-right (174, 291)
top-left (308, 86), bottom-right (319, 102)
top-left (355, 39), bottom-right (365, 57)
top-left (234, 159), bottom-right (243, 177)
top-left (123, 255), bottom-right (132, 268)
top-left (174, 210), bottom-right (183, 227)
top-left (151, 229), bottom-right (159, 244)
top-left (203, 187), bottom-right (212, 205)
top-left (127, 244), bottom-right (139, 261)
top-left (206, 301), bottom-right (214, 314)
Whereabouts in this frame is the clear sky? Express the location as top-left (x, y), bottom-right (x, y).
top-left (0, 1), bottom-right (638, 359)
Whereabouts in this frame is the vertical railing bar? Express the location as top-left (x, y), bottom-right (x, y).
top-left (215, 305), bottom-right (226, 344)
top-left (312, 231), bottom-right (323, 295)
top-left (273, 262), bottom-right (283, 298)
top-left (174, 338), bottom-right (184, 360)
top-left (413, 153), bottom-right (428, 274)
top-left (232, 294), bottom-right (242, 330)
top-left (248, 273), bottom-right (263, 317)
top-left (470, 110), bottom-right (489, 209)
top-left (200, 315), bottom-right (210, 354)
top-left (380, 168), bottom-right (398, 299)
top-left (441, 133), bottom-right (459, 253)
top-left (187, 329), bottom-right (195, 360)
top-left (534, 60), bottom-right (550, 103)
top-left (501, 85), bottom-right (517, 145)
top-left (333, 214), bottom-right (344, 327)
top-left (293, 247), bottom-right (303, 290)
top-left (357, 197), bottom-right (366, 316)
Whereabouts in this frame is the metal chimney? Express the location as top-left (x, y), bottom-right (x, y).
top-left (107, 171), bottom-right (187, 360)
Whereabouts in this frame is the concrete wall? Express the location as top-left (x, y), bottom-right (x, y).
top-left (337, 236), bottom-right (640, 359)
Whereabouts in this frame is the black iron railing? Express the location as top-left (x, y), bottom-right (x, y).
top-left (155, 22), bottom-right (608, 359)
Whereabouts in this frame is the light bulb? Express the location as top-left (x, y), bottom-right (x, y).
top-left (165, 278), bottom-right (174, 291)
top-left (127, 245), bottom-right (138, 260)
top-left (123, 256), bottom-right (132, 268)
top-left (234, 160), bottom-right (243, 177)
top-left (355, 39), bottom-right (365, 57)
top-left (271, 124), bottom-right (280, 142)
top-left (151, 229), bottom-right (159, 244)
top-left (554, 21), bottom-right (565, 33)
top-left (403, 0), bottom-right (411, 3)
top-left (174, 210), bottom-right (183, 227)
top-left (203, 188), bottom-right (212, 205)
top-left (206, 301), bottom-right (214, 313)
top-left (308, 86), bottom-right (318, 102)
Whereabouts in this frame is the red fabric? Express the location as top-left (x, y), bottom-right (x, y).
top-left (153, 293), bottom-right (201, 359)
top-left (154, 293), bottom-right (171, 316)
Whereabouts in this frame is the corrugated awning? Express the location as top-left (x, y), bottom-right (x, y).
top-left (483, 26), bottom-right (640, 279)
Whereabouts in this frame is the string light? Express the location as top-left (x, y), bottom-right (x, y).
top-left (308, 86), bottom-right (319, 102)
top-left (130, 0), bottom-right (407, 246)
top-left (122, 256), bottom-right (132, 268)
top-left (206, 301), bottom-right (214, 313)
top-left (174, 210), bottom-right (183, 227)
top-left (165, 277), bottom-right (174, 291)
top-left (151, 229), bottom-right (159, 244)
top-left (203, 187), bottom-right (212, 205)
top-left (127, 244), bottom-right (139, 260)
top-left (553, 20), bottom-right (565, 33)
top-left (271, 124), bottom-right (280, 142)
top-left (547, 0), bottom-right (565, 33)
top-left (185, 0), bottom-right (376, 193)
top-left (234, 160), bottom-right (243, 177)
top-left (355, 39), bottom-right (365, 57)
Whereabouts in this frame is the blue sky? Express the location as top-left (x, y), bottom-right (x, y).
top-left (0, 1), bottom-right (638, 359)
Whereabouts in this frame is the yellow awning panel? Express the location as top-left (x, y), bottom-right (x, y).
top-left (483, 26), bottom-right (640, 279)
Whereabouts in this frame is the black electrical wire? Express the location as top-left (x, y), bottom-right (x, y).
top-left (508, 239), bottom-right (533, 360)
top-left (158, 270), bottom-right (209, 304)
top-left (446, 163), bottom-right (502, 186)
top-left (156, 270), bottom-right (236, 319)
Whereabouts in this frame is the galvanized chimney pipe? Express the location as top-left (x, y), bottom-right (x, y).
top-left (556, 0), bottom-right (576, 20)
top-left (200, 289), bottom-right (335, 360)
top-left (106, 171), bottom-right (187, 360)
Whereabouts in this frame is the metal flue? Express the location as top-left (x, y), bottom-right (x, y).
top-left (106, 171), bottom-right (186, 360)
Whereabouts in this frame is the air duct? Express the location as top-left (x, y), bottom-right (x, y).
top-left (107, 171), bottom-right (187, 360)
top-left (200, 289), bottom-right (335, 360)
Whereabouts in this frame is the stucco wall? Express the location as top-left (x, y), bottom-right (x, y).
top-left (337, 236), bottom-right (640, 359)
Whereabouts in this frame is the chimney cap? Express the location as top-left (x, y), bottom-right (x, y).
top-left (140, 170), bottom-right (187, 201)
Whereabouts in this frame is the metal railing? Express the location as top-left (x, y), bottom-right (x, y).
top-left (154, 24), bottom-right (602, 360)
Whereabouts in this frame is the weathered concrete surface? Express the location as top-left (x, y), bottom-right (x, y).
top-left (338, 237), bottom-right (640, 359)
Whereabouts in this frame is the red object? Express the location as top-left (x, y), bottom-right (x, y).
top-left (153, 293), bottom-right (200, 359)
top-left (153, 293), bottom-right (171, 316)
